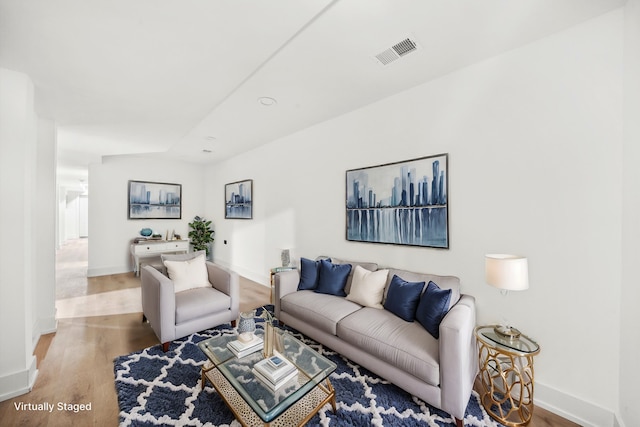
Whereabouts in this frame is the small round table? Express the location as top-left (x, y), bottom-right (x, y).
top-left (474, 325), bottom-right (540, 426)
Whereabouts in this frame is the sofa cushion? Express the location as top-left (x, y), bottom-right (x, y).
top-left (315, 259), bottom-right (352, 297)
top-left (332, 257), bottom-right (378, 295)
top-left (416, 281), bottom-right (452, 339)
top-left (164, 254), bottom-right (210, 293)
top-left (175, 287), bottom-right (231, 324)
top-left (337, 307), bottom-right (440, 386)
top-left (280, 290), bottom-right (362, 335)
top-left (383, 275), bottom-right (424, 322)
top-left (384, 268), bottom-right (461, 309)
top-left (297, 257), bottom-right (326, 290)
top-left (346, 265), bottom-right (389, 309)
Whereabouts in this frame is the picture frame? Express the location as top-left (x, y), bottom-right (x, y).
top-left (225, 179), bottom-right (253, 219)
top-left (346, 153), bottom-right (448, 248)
top-left (128, 180), bottom-right (182, 220)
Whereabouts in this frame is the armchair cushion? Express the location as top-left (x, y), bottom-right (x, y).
top-left (164, 254), bottom-right (210, 293)
top-left (161, 249), bottom-right (206, 263)
top-left (175, 287), bottom-right (232, 324)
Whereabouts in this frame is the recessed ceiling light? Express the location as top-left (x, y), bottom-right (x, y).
top-left (258, 97), bottom-right (277, 106)
top-left (205, 136), bottom-right (216, 141)
top-left (202, 149), bottom-right (213, 153)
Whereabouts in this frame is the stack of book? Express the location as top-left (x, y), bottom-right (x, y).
top-left (252, 354), bottom-right (298, 391)
top-left (227, 335), bottom-right (263, 358)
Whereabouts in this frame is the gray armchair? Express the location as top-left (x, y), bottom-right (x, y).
top-left (140, 261), bottom-right (239, 351)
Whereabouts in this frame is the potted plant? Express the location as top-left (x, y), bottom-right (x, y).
top-left (188, 216), bottom-right (214, 258)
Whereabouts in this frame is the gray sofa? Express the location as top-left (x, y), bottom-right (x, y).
top-left (141, 259), bottom-right (239, 352)
top-left (274, 257), bottom-right (477, 427)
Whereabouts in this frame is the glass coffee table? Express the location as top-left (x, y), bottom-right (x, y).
top-left (198, 327), bottom-right (337, 426)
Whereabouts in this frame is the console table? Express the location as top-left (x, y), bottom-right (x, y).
top-left (131, 239), bottom-right (190, 275)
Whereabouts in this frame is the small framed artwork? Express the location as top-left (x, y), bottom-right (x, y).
top-left (346, 153), bottom-right (448, 248)
top-left (225, 179), bottom-right (253, 219)
top-left (128, 180), bottom-right (182, 219)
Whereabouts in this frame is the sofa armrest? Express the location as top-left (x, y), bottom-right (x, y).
top-left (274, 269), bottom-right (300, 318)
top-left (206, 261), bottom-right (240, 315)
top-left (439, 294), bottom-right (478, 420)
top-left (141, 265), bottom-right (177, 343)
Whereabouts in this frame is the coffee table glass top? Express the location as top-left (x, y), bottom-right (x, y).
top-left (198, 327), bottom-right (336, 422)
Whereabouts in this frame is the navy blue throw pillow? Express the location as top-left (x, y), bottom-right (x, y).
top-left (416, 281), bottom-right (452, 339)
top-left (315, 259), bottom-right (352, 296)
top-left (383, 275), bottom-right (425, 322)
top-left (297, 258), bottom-right (328, 290)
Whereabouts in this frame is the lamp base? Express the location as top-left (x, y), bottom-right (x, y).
top-left (494, 325), bottom-right (521, 340)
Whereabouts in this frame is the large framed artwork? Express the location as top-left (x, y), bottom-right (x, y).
top-left (128, 180), bottom-right (182, 220)
top-left (346, 153), bottom-right (448, 248)
top-left (225, 179), bottom-right (253, 219)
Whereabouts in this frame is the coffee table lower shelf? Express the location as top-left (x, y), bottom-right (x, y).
top-left (202, 364), bottom-right (336, 427)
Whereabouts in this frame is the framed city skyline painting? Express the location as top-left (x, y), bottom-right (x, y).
top-left (128, 180), bottom-right (182, 219)
top-left (346, 153), bottom-right (448, 248)
top-left (225, 179), bottom-right (253, 219)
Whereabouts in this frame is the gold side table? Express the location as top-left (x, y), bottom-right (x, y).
top-left (270, 266), bottom-right (296, 304)
top-left (475, 325), bottom-right (540, 426)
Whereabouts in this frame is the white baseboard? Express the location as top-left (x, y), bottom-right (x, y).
top-left (86, 265), bottom-right (131, 277)
top-left (0, 357), bottom-right (38, 403)
top-left (31, 316), bottom-right (57, 353)
top-left (536, 382), bottom-right (616, 427)
top-left (33, 316), bottom-right (57, 336)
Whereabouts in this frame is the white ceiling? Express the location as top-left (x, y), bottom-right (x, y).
top-left (0, 0), bottom-right (624, 186)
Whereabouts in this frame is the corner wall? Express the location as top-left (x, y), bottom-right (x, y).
top-left (205, 10), bottom-right (624, 426)
top-left (619, 0), bottom-right (640, 426)
top-left (34, 118), bottom-right (58, 338)
top-left (88, 155), bottom-right (206, 276)
top-left (0, 70), bottom-right (57, 402)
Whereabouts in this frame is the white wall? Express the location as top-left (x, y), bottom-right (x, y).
top-left (0, 68), bottom-right (37, 400)
top-left (64, 190), bottom-right (81, 240)
top-left (79, 194), bottom-right (88, 237)
top-left (88, 155), bottom-right (206, 276)
top-left (205, 10), bottom-right (624, 426)
top-left (619, 1), bottom-right (640, 426)
top-left (34, 118), bottom-right (58, 338)
top-left (0, 68), bottom-right (55, 401)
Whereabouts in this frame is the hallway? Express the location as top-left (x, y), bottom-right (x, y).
top-left (55, 238), bottom-right (142, 319)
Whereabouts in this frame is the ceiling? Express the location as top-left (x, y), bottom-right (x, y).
top-left (0, 0), bottom-right (624, 187)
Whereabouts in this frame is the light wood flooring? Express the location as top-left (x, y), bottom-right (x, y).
top-left (0, 239), bottom-right (576, 426)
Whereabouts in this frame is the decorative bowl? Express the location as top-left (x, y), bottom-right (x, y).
top-left (140, 228), bottom-right (153, 237)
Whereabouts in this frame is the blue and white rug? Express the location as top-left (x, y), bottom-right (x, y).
top-left (114, 308), bottom-right (504, 426)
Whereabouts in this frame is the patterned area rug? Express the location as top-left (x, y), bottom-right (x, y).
top-left (114, 308), bottom-right (504, 426)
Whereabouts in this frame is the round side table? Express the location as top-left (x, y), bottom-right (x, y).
top-left (474, 325), bottom-right (540, 426)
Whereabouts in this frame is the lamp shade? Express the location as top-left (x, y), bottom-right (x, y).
top-left (485, 254), bottom-right (529, 291)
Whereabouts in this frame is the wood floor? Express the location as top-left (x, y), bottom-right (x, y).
top-left (0, 239), bottom-right (577, 426)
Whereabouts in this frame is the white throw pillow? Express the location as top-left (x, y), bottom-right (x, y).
top-left (346, 265), bottom-right (389, 309)
top-left (163, 254), bottom-right (210, 293)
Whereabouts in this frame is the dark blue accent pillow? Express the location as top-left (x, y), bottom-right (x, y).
top-left (383, 275), bottom-right (425, 322)
top-left (297, 258), bottom-right (329, 290)
top-left (314, 259), bottom-right (352, 296)
top-left (416, 281), bottom-right (452, 339)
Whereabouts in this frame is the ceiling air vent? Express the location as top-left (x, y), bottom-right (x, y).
top-left (374, 37), bottom-right (419, 66)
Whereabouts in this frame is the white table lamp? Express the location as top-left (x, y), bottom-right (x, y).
top-left (485, 254), bottom-right (529, 339)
